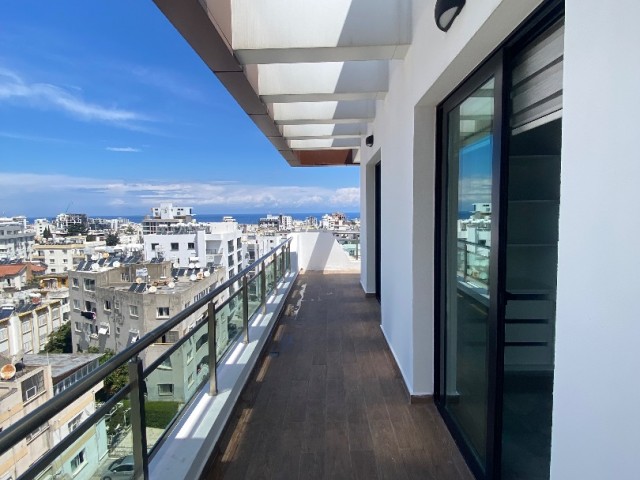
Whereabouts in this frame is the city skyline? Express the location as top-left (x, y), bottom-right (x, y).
top-left (0, 1), bottom-right (360, 217)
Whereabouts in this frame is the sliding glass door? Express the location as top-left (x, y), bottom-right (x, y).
top-left (442, 76), bottom-right (496, 471)
top-left (436, 3), bottom-right (564, 479)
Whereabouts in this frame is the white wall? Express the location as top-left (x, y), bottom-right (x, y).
top-left (359, 0), bottom-right (542, 394)
top-left (550, 1), bottom-right (640, 478)
top-left (291, 232), bottom-right (360, 273)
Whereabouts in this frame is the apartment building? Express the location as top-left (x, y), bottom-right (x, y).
top-left (0, 219), bottom-right (35, 261)
top-left (68, 254), bottom-right (227, 401)
top-left (143, 221), bottom-right (244, 280)
top-left (142, 203), bottom-right (194, 235)
top-left (0, 354), bottom-right (105, 480)
top-left (32, 242), bottom-right (85, 274)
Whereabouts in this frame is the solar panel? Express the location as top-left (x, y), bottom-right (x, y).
top-left (128, 283), bottom-right (137, 292)
top-left (77, 261), bottom-right (85, 270)
top-left (171, 269), bottom-right (178, 277)
top-left (136, 283), bottom-right (147, 293)
top-left (186, 269), bottom-right (193, 277)
top-left (98, 258), bottom-right (106, 266)
top-left (178, 268), bottom-right (186, 277)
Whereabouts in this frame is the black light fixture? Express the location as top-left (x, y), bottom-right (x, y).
top-left (365, 134), bottom-right (374, 147)
top-left (435, 0), bottom-right (466, 32)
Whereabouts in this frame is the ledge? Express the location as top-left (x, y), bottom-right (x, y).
top-left (148, 270), bottom-right (298, 480)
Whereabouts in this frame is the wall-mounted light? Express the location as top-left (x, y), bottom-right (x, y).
top-left (435, 0), bottom-right (466, 32)
top-left (365, 134), bottom-right (374, 147)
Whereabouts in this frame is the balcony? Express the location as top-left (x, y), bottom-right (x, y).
top-left (0, 234), bottom-right (468, 479)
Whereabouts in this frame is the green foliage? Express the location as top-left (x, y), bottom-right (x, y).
top-left (42, 227), bottom-right (52, 239)
top-left (96, 349), bottom-right (129, 402)
top-left (105, 399), bottom-right (130, 438)
top-left (144, 401), bottom-right (180, 429)
top-left (66, 223), bottom-right (88, 236)
top-left (43, 322), bottom-right (72, 353)
top-left (105, 233), bottom-right (120, 246)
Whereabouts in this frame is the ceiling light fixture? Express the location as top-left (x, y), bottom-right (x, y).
top-left (435, 0), bottom-right (466, 32)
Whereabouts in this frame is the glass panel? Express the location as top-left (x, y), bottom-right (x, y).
top-left (215, 289), bottom-right (244, 360)
top-left (26, 394), bottom-right (129, 480)
top-left (143, 320), bottom-right (209, 453)
top-left (265, 260), bottom-right (275, 294)
top-left (444, 77), bottom-right (495, 469)
top-left (247, 273), bottom-right (262, 320)
top-left (501, 108), bottom-right (562, 479)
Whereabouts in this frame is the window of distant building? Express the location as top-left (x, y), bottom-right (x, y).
top-left (68, 413), bottom-right (83, 432)
top-left (73, 299), bottom-right (80, 310)
top-left (84, 278), bottom-right (95, 292)
top-left (72, 277), bottom-right (79, 288)
top-left (188, 242), bottom-right (195, 250)
top-left (157, 307), bottom-right (170, 318)
top-left (171, 243), bottom-right (179, 251)
top-left (151, 243), bottom-right (159, 251)
top-left (70, 449), bottom-right (86, 473)
top-left (21, 371), bottom-right (45, 403)
top-left (129, 305), bottom-right (139, 317)
top-left (104, 300), bottom-right (111, 311)
top-left (227, 240), bottom-right (234, 252)
top-left (158, 384), bottom-right (174, 396)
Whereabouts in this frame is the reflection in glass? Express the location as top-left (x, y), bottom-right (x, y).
top-left (444, 78), bottom-right (494, 470)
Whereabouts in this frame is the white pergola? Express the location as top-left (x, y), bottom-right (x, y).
top-left (153, 0), bottom-right (412, 166)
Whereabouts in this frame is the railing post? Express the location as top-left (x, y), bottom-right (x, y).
top-left (242, 275), bottom-right (249, 344)
top-left (207, 301), bottom-right (218, 396)
top-left (128, 357), bottom-right (149, 480)
top-left (260, 261), bottom-right (266, 313)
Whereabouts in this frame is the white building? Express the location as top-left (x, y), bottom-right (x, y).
top-left (0, 218), bottom-right (35, 261)
top-left (143, 221), bottom-right (244, 280)
top-left (33, 242), bottom-right (86, 274)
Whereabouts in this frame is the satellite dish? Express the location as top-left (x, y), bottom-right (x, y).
top-left (203, 270), bottom-right (211, 278)
top-left (168, 281), bottom-right (175, 289)
top-left (136, 277), bottom-right (142, 284)
top-left (148, 286), bottom-right (157, 293)
top-left (1, 364), bottom-right (16, 381)
top-left (113, 261), bottom-right (121, 268)
top-left (91, 263), bottom-right (99, 271)
top-left (91, 254), bottom-right (99, 261)
top-left (195, 262), bottom-right (201, 269)
top-left (102, 252), bottom-right (110, 259)
top-left (188, 263), bottom-right (195, 269)
top-left (189, 274), bottom-right (197, 281)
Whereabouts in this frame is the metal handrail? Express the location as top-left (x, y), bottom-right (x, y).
top-left (0, 238), bottom-right (291, 459)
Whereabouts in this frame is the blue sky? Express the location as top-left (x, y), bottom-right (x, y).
top-left (0, 1), bottom-right (360, 217)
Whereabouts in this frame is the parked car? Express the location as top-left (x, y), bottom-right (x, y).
top-left (101, 455), bottom-right (134, 480)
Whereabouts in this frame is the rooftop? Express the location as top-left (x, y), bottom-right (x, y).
top-left (23, 353), bottom-right (103, 383)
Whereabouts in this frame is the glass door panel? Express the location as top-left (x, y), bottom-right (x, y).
top-left (444, 78), bottom-right (495, 470)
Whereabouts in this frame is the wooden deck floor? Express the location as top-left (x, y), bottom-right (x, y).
top-left (205, 272), bottom-right (474, 480)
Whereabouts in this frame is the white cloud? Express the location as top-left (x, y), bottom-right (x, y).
top-left (0, 172), bottom-right (360, 215)
top-left (106, 147), bottom-right (141, 152)
top-left (0, 68), bottom-right (151, 128)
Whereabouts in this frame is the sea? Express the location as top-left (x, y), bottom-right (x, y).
top-left (28, 212), bottom-right (360, 225)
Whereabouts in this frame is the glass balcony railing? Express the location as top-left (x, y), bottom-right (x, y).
top-left (457, 240), bottom-right (490, 289)
top-left (0, 239), bottom-right (292, 480)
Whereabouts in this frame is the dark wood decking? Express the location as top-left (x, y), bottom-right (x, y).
top-left (206, 272), bottom-right (473, 480)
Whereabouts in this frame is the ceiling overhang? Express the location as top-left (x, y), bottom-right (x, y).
top-left (152, 0), bottom-right (411, 166)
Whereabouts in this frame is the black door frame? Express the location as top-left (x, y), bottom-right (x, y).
top-left (434, 2), bottom-right (564, 479)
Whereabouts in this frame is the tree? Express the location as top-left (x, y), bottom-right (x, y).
top-left (66, 223), bottom-right (88, 236)
top-left (106, 233), bottom-right (120, 246)
top-left (95, 349), bottom-right (129, 402)
top-left (42, 227), bottom-right (52, 239)
top-left (43, 322), bottom-right (72, 353)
